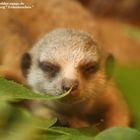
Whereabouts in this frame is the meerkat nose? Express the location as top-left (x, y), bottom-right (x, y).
top-left (62, 78), bottom-right (79, 92)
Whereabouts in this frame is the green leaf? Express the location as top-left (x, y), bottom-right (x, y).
top-left (41, 127), bottom-right (97, 140)
top-left (94, 127), bottom-right (140, 140)
top-left (0, 102), bottom-right (57, 140)
top-left (0, 77), bottom-right (71, 100)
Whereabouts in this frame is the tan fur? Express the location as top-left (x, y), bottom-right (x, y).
top-left (0, 0), bottom-right (130, 130)
top-left (0, 13), bottom-right (31, 83)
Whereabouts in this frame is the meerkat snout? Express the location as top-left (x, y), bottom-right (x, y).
top-left (62, 78), bottom-right (79, 94)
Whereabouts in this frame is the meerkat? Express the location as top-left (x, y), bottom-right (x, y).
top-left (21, 28), bottom-right (130, 130)
top-left (0, 0), bottom-right (131, 130)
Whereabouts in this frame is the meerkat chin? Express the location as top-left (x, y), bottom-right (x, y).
top-left (21, 28), bottom-right (131, 129)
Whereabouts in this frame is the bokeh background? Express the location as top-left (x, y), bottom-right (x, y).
top-left (80, 0), bottom-right (140, 64)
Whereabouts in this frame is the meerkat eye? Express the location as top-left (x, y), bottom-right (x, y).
top-left (39, 61), bottom-right (60, 77)
top-left (81, 62), bottom-right (99, 75)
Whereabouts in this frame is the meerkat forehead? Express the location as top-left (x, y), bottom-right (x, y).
top-left (31, 28), bottom-right (102, 66)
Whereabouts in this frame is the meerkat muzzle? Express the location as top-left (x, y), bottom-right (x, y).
top-left (62, 78), bottom-right (79, 96)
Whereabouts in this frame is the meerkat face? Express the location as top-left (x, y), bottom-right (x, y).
top-left (21, 29), bottom-right (109, 103)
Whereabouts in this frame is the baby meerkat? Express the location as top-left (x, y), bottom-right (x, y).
top-left (21, 28), bottom-right (130, 130)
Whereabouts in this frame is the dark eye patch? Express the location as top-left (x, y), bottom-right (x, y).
top-left (21, 53), bottom-right (31, 77)
top-left (80, 62), bottom-right (99, 76)
top-left (38, 61), bottom-right (60, 77)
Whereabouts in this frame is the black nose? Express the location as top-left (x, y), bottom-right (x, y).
top-left (62, 79), bottom-right (79, 91)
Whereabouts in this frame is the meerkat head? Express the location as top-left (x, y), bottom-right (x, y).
top-left (21, 28), bottom-right (113, 102)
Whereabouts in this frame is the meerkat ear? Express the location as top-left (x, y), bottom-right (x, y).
top-left (105, 54), bottom-right (115, 79)
top-left (21, 52), bottom-right (31, 77)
